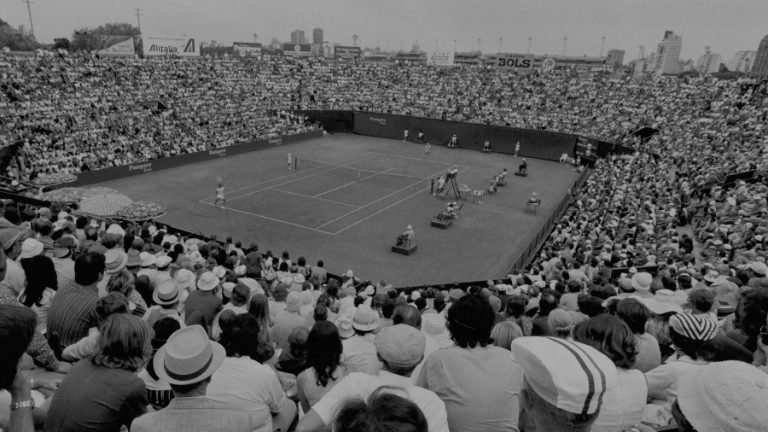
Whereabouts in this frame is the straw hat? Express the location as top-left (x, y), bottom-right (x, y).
top-left (153, 325), bottom-right (226, 385)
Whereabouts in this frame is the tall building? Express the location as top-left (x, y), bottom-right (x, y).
top-left (654, 30), bottom-right (682, 75)
top-left (290, 30), bottom-right (306, 45)
top-left (727, 51), bottom-right (756, 73)
top-left (312, 28), bottom-right (323, 45)
top-left (753, 34), bottom-right (768, 76)
top-left (695, 46), bottom-right (722, 74)
top-left (606, 49), bottom-right (625, 68)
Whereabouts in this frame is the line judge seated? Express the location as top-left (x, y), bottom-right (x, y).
top-left (518, 158), bottom-right (528, 174)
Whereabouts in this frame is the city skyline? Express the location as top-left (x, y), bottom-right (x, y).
top-left (2, 0), bottom-right (766, 60)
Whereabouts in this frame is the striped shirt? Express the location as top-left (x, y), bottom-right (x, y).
top-left (47, 282), bottom-right (99, 352)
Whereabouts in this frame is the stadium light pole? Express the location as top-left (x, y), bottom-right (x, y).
top-left (600, 36), bottom-right (606, 57)
top-left (498, 37), bottom-right (502, 54)
top-left (527, 37), bottom-right (532, 54)
top-left (562, 36), bottom-right (567, 56)
top-left (453, 39), bottom-right (456, 53)
top-left (477, 38), bottom-right (481, 53)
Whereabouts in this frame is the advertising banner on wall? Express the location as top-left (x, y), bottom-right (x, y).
top-left (282, 43), bottom-right (312, 57)
top-left (428, 50), bottom-right (455, 66)
top-left (143, 36), bottom-right (199, 57)
top-left (233, 42), bottom-right (262, 58)
top-left (495, 53), bottom-right (534, 71)
top-left (98, 37), bottom-right (135, 57)
top-left (334, 45), bottom-right (362, 60)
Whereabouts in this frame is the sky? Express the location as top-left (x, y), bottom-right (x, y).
top-left (2, 0), bottom-right (766, 60)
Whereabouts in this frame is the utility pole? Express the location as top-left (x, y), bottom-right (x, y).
top-left (22, 0), bottom-right (35, 39)
top-left (600, 36), bottom-right (606, 57)
top-left (134, 8), bottom-right (142, 35)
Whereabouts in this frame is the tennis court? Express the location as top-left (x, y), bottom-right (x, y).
top-left (88, 134), bottom-right (580, 286)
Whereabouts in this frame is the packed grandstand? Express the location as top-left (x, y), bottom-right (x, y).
top-left (2, 49), bottom-right (768, 432)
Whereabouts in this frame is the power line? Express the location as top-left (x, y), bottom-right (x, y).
top-left (22, 0), bottom-right (35, 39)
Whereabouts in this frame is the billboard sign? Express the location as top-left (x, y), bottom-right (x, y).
top-left (98, 37), bottom-right (135, 57)
top-left (143, 36), bottom-right (199, 57)
top-left (233, 42), bottom-right (262, 58)
top-left (496, 53), bottom-right (534, 70)
top-left (282, 43), bottom-right (312, 57)
top-left (429, 50), bottom-right (455, 66)
top-left (334, 45), bottom-right (362, 59)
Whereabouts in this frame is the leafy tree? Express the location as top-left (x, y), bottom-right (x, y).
top-left (0, 19), bottom-right (39, 51)
top-left (70, 22), bottom-right (139, 52)
top-left (52, 38), bottom-right (70, 51)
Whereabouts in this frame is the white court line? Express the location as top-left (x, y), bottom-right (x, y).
top-left (330, 166), bottom-right (473, 235)
top-left (201, 153), bottom-right (376, 201)
top-left (269, 187), bottom-right (359, 208)
top-left (316, 166), bottom-right (469, 231)
top-left (313, 167), bottom-right (394, 198)
top-left (224, 154), bottom-right (377, 202)
top-left (198, 200), bottom-right (337, 235)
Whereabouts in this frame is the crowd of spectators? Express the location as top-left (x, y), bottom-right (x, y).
top-left (1, 54), bottom-right (318, 180)
top-left (2, 52), bottom-right (768, 432)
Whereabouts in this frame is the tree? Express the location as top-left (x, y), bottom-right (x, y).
top-left (70, 22), bottom-right (139, 52)
top-left (53, 38), bottom-right (70, 51)
top-left (0, 19), bottom-right (39, 51)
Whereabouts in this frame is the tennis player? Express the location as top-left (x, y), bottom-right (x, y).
top-left (424, 142), bottom-right (431, 157)
top-left (287, 153), bottom-right (293, 170)
top-left (214, 177), bottom-right (225, 207)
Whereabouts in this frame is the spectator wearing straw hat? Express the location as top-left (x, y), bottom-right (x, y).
top-left (297, 324), bottom-right (448, 432)
top-left (747, 261), bottom-right (768, 290)
top-left (273, 291), bottom-right (310, 351)
top-left (98, 248), bottom-right (127, 297)
top-left (341, 305), bottom-right (381, 375)
top-left (132, 324), bottom-right (255, 432)
top-left (144, 280), bottom-right (185, 328)
top-left (511, 336), bottom-right (618, 432)
top-left (671, 361), bottom-right (768, 432)
top-left (184, 271), bottom-right (222, 331)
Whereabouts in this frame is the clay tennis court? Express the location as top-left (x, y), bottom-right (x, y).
top-left (86, 134), bottom-right (580, 287)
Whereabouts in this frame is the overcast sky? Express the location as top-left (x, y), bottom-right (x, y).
top-left (3, 0), bottom-right (766, 59)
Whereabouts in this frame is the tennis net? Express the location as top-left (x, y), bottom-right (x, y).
top-left (295, 157), bottom-right (427, 182)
